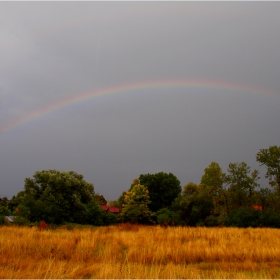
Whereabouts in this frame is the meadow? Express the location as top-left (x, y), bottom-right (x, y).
top-left (1, 224), bottom-right (280, 278)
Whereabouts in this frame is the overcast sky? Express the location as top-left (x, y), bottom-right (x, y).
top-left (1, 2), bottom-right (280, 201)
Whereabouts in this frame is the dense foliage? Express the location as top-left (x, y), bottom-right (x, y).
top-left (1, 145), bottom-right (280, 228)
top-left (139, 172), bottom-right (181, 212)
top-left (256, 146), bottom-right (280, 191)
top-left (121, 184), bottom-right (154, 224)
top-left (4, 170), bottom-right (117, 226)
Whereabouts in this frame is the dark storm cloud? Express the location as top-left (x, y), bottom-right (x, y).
top-left (0, 2), bottom-right (280, 200)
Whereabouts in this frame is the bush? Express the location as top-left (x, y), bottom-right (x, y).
top-left (157, 208), bottom-right (182, 225)
top-left (85, 200), bottom-right (105, 226)
top-left (224, 208), bottom-right (280, 228)
top-left (0, 205), bottom-right (11, 216)
top-left (157, 208), bottom-right (172, 225)
top-left (224, 208), bottom-right (261, 228)
top-left (101, 212), bottom-right (118, 226)
top-left (259, 210), bottom-right (280, 228)
top-left (180, 192), bottom-right (214, 226)
top-left (204, 215), bottom-right (226, 227)
top-left (196, 220), bottom-right (205, 227)
top-left (0, 216), bottom-right (6, 225)
top-left (13, 216), bottom-right (30, 226)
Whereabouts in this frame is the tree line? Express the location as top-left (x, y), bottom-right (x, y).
top-left (1, 145), bottom-right (280, 228)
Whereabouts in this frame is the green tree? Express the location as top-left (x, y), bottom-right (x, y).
top-left (200, 162), bottom-right (224, 194)
top-left (254, 187), bottom-right (273, 211)
top-left (226, 162), bottom-right (259, 209)
top-left (130, 178), bottom-right (140, 190)
top-left (85, 200), bottom-right (105, 225)
top-left (0, 205), bottom-right (11, 216)
top-left (139, 172), bottom-right (181, 212)
top-left (156, 207), bottom-right (180, 225)
top-left (116, 191), bottom-right (126, 212)
top-left (115, 178), bottom-right (141, 213)
top-left (121, 184), bottom-right (153, 224)
top-left (182, 182), bottom-right (198, 196)
top-left (8, 191), bottom-right (25, 213)
top-left (180, 183), bottom-right (214, 226)
top-left (18, 169), bottom-right (101, 224)
top-left (200, 162), bottom-right (229, 216)
top-left (256, 146), bottom-right (280, 193)
top-left (0, 197), bottom-right (11, 216)
top-left (94, 194), bottom-right (107, 206)
top-left (0, 197), bottom-right (9, 206)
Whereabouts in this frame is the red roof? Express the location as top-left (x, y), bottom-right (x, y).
top-left (253, 205), bottom-right (263, 210)
top-left (101, 205), bottom-right (109, 211)
top-left (101, 205), bottom-right (119, 213)
top-left (108, 206), bottom-right (119, 213)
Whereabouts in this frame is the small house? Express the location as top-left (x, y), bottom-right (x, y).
top-left (253, 205), bottom-right (263, 211)
top-left (4, 216), bottom-right (17, 223)
top-left (101, 205), bottom-right (119, 214)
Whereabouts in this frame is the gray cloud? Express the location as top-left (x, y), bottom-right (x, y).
top-left (0, 2), bottom-right (279, 200)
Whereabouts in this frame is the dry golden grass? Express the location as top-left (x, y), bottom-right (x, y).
top-left (1, 224), bottom-right (280, 278)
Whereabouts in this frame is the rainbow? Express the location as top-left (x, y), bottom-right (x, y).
top-left (0, 79), bottom-right (279, 137)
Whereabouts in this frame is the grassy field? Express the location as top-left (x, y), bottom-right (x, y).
top-left (1, 224), bottom-right (280, 278)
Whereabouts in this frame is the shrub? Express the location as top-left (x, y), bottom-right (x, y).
top-left (204, 215), bottom-right (226, 227)
top-left (259, 210), bottom-right (280, 228)
top-left (0, 205), bottom-right (11, 216)
top-left (101, 211), bottom-right (118, 225)
top-left (224, 208), bottom-right (259, 227)
top-left (13, 216), bottom-right (30, 226)
top-left (0, 215), bottom-right (6, 225)
top-left (157, 208), bottom-right (182, 225)
top-left (224, 208), bottom-right (280, 228)
top-left (157, 208), bottom-right (172, 225)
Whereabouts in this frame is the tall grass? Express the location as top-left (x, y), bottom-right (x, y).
top-left (1, 224), bottom-right (280, 278)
